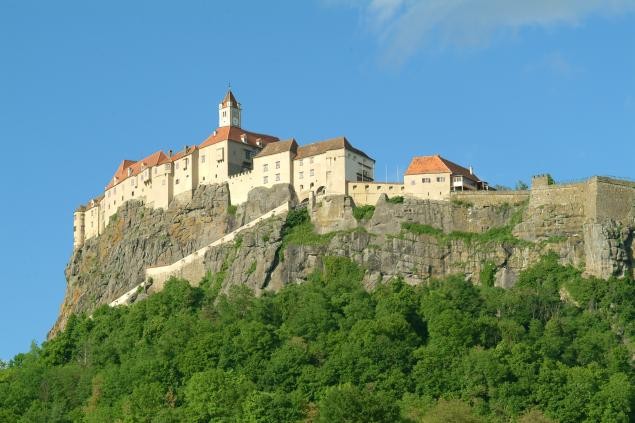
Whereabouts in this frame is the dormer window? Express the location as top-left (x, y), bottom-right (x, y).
top-left (127, 168), bottom-right (132, 177)
top-left (241, 134), bottom-right (247, 143)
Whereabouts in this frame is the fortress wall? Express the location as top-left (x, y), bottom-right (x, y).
top-left (594, 177), bottom-right (635, 222)
top-left (227, 170), bottom-right (255, 205)
top-left (347, 182), bottom-right (405, 206)
top-left (528, 182), bottom-right (588, 213)
top-left (450, 191), bottom-right (530, 206)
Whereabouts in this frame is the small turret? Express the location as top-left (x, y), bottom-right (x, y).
top-left (73, 207), bottom-right (86, 250)
top-left (531, 174), bottom-right (555, 188)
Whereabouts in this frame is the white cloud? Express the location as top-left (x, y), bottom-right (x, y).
top-left (327, 0), bottom-right (635, 65)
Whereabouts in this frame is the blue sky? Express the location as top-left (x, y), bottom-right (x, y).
top-left (0, 0), bottom-right (634, 360)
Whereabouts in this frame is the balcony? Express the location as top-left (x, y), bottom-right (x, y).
top-left (451, 176), bottom-right (477, 191)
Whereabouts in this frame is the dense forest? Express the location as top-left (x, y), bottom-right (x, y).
top-left (1, 252), bottom-right (633, 422)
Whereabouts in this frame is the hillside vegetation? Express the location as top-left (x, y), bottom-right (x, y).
top-left (1, 255), bottom-right (634, 422)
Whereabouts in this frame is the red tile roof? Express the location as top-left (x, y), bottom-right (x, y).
top-left (405, 155), bottom-right (479, 180)
top-left (294, 136), bottom-right (373, 161)
top-left (106, 151), bottom-right (171, 189)
top-left (171, 146), bottom-right (198, 162)
top-left (199, 126), bottom-right (279, 149)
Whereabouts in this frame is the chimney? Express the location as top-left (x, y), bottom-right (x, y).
top-left (469, 166), bottom-right (473, 175)
top-left (168, 150), bottom-right (173, 157)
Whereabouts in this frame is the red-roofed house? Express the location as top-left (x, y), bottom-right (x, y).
top-left (404, 155), bottom-right (489, 200)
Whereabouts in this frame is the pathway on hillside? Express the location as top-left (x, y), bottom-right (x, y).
top-left (109, 202), bottom-right (290, 307)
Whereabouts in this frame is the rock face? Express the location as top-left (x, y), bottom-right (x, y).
top-left (51, 183), bottom-right (295, 338)
top-left (53, 178), bottom-right (635, 337)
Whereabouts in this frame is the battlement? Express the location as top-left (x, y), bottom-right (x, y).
top-left (228, 170), bottom-right (253, 180)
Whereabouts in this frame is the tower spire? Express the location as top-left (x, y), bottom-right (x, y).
top-left (218, 88), bottom-right (241, 127)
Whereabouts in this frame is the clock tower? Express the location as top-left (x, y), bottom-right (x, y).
top-left (218, 89), bottom-right (241, 127)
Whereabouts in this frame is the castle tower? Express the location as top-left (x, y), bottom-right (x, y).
top-left (218, 89), bottom-right (241, 127)
top-left (73, 208), bottom-right (86, 250)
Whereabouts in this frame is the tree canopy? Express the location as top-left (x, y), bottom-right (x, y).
top-left (1, 254), bottom-right (633, 422)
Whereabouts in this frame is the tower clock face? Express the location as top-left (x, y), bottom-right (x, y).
top-left (232, 117), bottom-right (239, 125)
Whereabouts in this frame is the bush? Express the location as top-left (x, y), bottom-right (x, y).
top-left (353, 205), bottom-right (375, 221)
top-left (387, 196), bottom-right (404, 204)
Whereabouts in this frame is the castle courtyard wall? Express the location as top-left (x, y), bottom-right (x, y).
top-left (450, 190), bottom-right (530, 206)
top-left (347, 182), bottom-right (405, 206)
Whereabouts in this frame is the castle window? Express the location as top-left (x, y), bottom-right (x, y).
top-left (422, 178), bottom-right (431, 183)
top-left (310, 169), bottom-right (314, 177)
top-left (310, 157), bottom-right (314, 164)
top-left (183, 159), bottom-right (188, 170)
top-left (299, 159), bottom-right (303, 166)
top-left (275, 173), bottom-right (280, 181)
top-left (299, 171), bottom-right (304, 179)
top-left (201, 155), bottom-right (206, 164)
top-left (263, 164), bottom-right (269, 172)
top-left (300, 185), bottom-right (304, 190)
top-left (175, 179), bottom-right (180, 185)
top-left (436, 177), bottom-right (445, 182)
top-left (410, 180), bottom-right (415, 185)
top-left (263, 176), bottom-right (269, 184)
top-left (275, 161), bottom-right (280, 169)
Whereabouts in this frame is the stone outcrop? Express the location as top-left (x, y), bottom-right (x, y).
top-left (53, 177), bottom-right (635, 337)
top-left (51, 183), bottom-right (295, 338)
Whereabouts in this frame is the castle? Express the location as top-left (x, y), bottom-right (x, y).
top-left (73, 90), bottom-right (491, 249)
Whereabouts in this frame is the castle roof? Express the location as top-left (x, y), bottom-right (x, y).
top-left (254, 139), bottom-right (298, 158)
top-left (171, 146), bottom-right (198, 162)
top-left (405, 155), bottom-right (479, 181)
top-left (199, 126), bottom-right (279, 149)
top-left (294, 136), bottom-right (373, 161)
top-left (221, 89), bottom-right (239, 108)
top-left (106, 151), bottom-right (171, 189)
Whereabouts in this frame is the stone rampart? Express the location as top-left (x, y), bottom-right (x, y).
top-left (593, 177), bottom-right (635, 223)
top-left (450, 190), bottom-right (530, 206)
top-left (347, 182), bottom-right (405, 206)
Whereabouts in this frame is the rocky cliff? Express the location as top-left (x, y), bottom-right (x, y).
top-left (52, 179), bottom-right (635, 337)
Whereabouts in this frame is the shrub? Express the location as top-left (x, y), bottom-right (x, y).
top-left (352, 205), bottom-right (375, 221)
top-left (387, 196), bottom-right (404, 204)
